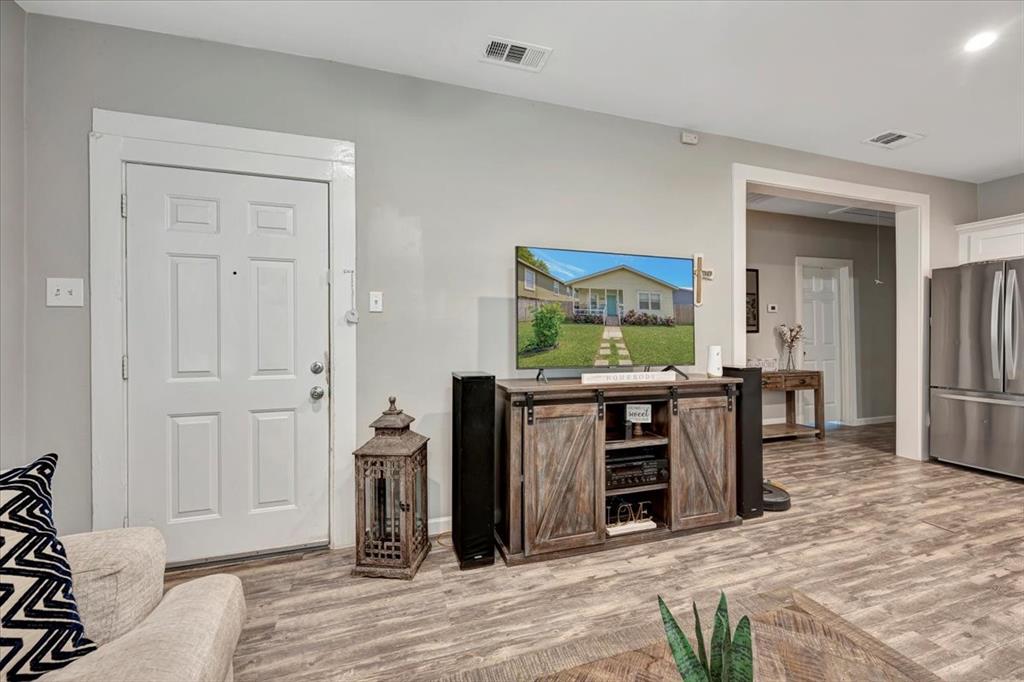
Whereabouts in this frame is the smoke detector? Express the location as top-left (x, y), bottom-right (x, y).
top-left (481, 36), bottom-right (552, 73)
top-left (862, 129), bottom-right (925, 150)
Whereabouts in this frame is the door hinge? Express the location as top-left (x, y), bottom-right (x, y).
top-left (121, 355), bottom-right (128, 380)
top-left (525, 393), bottom-right (535, 425)
top-left (725, 384), bottom-right (736, 412)
top-left (120, 193), bottom-right (127, 219)
top-left (596, 389), bottom-right (605, 421)
top-left (669, 386), bottom-right (679, 415)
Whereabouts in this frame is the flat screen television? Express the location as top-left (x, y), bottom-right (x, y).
top-left (516, 246), bottom-right (695, 369)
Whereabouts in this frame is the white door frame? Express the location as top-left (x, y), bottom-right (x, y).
top-left (793, 257), bottom-right (857, 425)
top-left (89, 109), bottom-right (358, 548)
top-left (732, 163), bottom-right (929, 461)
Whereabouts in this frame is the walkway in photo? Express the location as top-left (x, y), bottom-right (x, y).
top-left (594, 325), bottom-right (632, 367)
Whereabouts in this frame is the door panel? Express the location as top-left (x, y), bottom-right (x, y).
top-left (523, 403), bottom-right (604, 555)
top-left (127, 164), bottom-right (329, 564)
top-left (250, 259), bottom-right (296, 375)
top-left (670, 396), bottom-right (735, 530)
top-left (1006, 259), bottom-right (1024, 396)
top-left (250, 409), bottom-right (297, 509)
top-left (930, 389), bottom-right (1024, 478)
top-left (930, 262), bottom-right (1005, 393)
top-left (168, 413), bottom-right (220, 519)
top-left (800, 266), bottom-right (841, 421)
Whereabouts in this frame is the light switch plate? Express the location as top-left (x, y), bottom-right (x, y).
top-left (47, 278), bottom-right (85, 307)
top-left (766, 303), bottom-right (779, 313)
top-left (369, 291), bottom-right (383, 313)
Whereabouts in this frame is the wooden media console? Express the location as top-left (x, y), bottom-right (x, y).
top-left (495, 377), bottom-right (741, 564)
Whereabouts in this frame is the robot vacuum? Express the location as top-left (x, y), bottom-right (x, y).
top-left (763, 480), bottom-right (791, 512)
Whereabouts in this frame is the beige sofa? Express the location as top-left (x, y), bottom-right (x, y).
top-left (41, 528), bottom-right (246, 682)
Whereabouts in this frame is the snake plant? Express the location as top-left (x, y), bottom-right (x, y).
top-left (658, 592), bottom-right (753, 682)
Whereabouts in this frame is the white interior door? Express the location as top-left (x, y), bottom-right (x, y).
top-left (800, 265), bottom-right (843, 423)
top-left (126, 164), bottom-right (330, 564)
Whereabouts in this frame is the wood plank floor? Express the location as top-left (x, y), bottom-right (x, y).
top-left (167, 424), bottom-right (1024, 681)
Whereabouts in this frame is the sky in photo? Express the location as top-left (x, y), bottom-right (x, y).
top-left (526, 247), bottom-right (694, 289)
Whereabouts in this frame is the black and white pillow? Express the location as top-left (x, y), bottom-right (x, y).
top-left (1, 453), bottom-right (96, 681)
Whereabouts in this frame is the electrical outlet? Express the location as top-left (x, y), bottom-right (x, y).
top-left (766, 303), bottom-right (779, 313)
top-left (369, 291), bottom-right (383, 313)
top-left (47, 278), bottom-right (85, 307)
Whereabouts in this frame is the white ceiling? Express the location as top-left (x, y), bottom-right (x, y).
top-left (747, 193), bottom-right (896, 227)
top-left (18, 0), bottom-right (1024, 183)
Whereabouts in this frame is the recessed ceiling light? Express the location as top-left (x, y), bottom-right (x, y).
top-left (964, 31), bottom-right (997, 52)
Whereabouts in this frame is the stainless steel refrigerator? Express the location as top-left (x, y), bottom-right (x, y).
top-left (930, 258), bottom-right (1024, 478)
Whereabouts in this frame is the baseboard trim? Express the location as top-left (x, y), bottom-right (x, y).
top-left (429, 515), bottom-right (452, 537)
top-left (842, 415), bottom-right (896, 426)
top-left (764, 415), bottom-right (895, 427)
top-left (762, 417), bottom-right (788, 425)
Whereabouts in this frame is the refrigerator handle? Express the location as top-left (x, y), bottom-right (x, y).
top-left (991, 269), bottom-right (1003, 380)
top-left (1007, 267), bottom-right (1019, 380)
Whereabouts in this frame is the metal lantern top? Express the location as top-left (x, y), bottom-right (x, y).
top-left (353, 397), bottom-right (428, 458)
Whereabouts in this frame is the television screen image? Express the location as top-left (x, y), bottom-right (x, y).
top-left (516, 246), bottom-right (695, 369)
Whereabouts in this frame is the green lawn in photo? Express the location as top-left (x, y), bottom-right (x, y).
top-left (620, 324), bottom-right (695, 366)
top-left (517, 322), bottom-right (604, 368)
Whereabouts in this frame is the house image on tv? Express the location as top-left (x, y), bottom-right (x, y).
top-left (516, 258), bottom-right (575, 321)
top-left (568, 265), bottom-right (694, 326)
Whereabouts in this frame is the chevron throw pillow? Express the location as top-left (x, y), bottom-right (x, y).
top-left (1, 454), bottom-right (97, 681)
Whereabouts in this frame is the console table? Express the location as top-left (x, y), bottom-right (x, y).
top-left (761, 370), bottom-right (824, 441)
top-left (494, 377), bottom-right (741, 565)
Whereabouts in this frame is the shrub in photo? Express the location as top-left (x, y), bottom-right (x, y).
top-left (622, 311), bottom-right (676, 327)
top-left (572, 311), bottom-right (604, 324)
top-left (532, 303), bottom-right (564, 349)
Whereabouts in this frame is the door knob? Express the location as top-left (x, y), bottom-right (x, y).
top-left (310, 361), bottom-right (325, 375)
top-left (310, 386), bottom-right (325, 400)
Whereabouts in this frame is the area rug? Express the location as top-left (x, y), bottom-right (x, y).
top-left (443, 590), bottom-right (940, 682)
top-left (539, 590), bottom-right (941, 682)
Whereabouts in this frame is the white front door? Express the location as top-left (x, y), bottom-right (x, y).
top-left (126, 164), bottom-right (330, 564)
top-left (800, 265), bottom-right (842, 423)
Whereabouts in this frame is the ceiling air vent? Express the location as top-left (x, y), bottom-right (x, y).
top-left (862, 129), bottom-right (925, 150)
top-left (481, 36), bottom-right (552, 72)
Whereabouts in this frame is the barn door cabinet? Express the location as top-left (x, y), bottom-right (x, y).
top-left (495, 377), bottom-right (740, 565)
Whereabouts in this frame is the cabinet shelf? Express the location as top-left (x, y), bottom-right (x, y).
top-left (605, 434), bottom-right (669, 451)
top-left (762, 422), bottom-right (820, 440)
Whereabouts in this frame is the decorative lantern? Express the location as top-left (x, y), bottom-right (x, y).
top-left (353, 397), bottom-right (430, 579)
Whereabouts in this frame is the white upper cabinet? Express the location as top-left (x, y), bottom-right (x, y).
top-left (957, 213), bottom-right (1024, 264)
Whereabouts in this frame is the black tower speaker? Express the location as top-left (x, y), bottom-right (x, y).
top-left (723, 366), bottom-right (763, 519)
top-left (451, 372), bottom-right (496, 569)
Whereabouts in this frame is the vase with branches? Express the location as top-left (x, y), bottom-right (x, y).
top-left (777, 323), bottom-right (804, 370)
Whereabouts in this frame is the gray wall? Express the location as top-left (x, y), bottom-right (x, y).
top-left (1, 0), bottom-right (26, 463)
top-left (17, 14), bottom-right (977, 534)
top-left (977, 173), bottom-right (1024, 220)
top-left (746, 210), bottom-right (896, 421)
